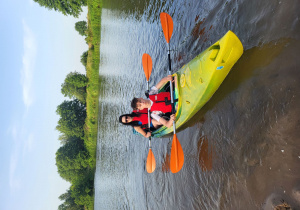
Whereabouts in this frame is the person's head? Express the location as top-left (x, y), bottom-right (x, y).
top-left (119, 113), bottom-right (140, 127)
top-left (119, 114), bottom-right (133, 125)
top-left (131, 97), bottom-right (149, 110)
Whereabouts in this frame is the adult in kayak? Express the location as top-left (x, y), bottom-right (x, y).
top-left (119, 109), bottom-right (162, 137)
top-left (131, 75), bottom-right (177, 128)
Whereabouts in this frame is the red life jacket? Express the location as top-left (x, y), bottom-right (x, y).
top-left (132, 108), bottom-right (149, 126)
top-left (149, 92), bottom-right (172, 113)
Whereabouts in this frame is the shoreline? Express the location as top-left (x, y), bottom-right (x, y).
top-left (83, 0), bottom-right (102, 209)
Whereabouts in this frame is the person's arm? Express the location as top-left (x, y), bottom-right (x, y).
top-left (154, 75), bottom-right (173, 90)
top-left (149, 75), bottom-right (173, 95)
top-left (151, 118), bottom-right (163, 128)
top-left (151, 113), bottom-right (175, 128)
top-left (134, 126), bottom-right (151, 138)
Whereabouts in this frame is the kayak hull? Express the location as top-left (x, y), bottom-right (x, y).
top-left (152, 30), bottom-right (243, 137)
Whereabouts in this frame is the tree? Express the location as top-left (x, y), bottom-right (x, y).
top-left (58, 189), bottom-right (84, 210)
top-left (33, 0), bottom-right (87, 18)
top-left (71, 170), bottom-right (94, 207)
top-left (56, 137), bottom-right (89, 182)
top-left (80, 51), bottom-right (88, 67)
top-left (61, 72), bottom-right (88, 104)
top-left (75, 21), bottom-right (87, 36)
top-left (56, 99), bottom-right (86, 138)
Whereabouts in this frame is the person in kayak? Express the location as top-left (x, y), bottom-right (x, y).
top-left (130, 75), bottom-right (177, 128)
top-left (119, 109), bottom-right (162, 137)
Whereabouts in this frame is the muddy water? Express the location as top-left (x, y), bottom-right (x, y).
top-left (94, 0), bottom-right (300, 209)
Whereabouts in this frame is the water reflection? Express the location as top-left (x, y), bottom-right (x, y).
top-left (197, 136), bottom-right (215, 172)
top-left (102, 0), bottom-right (174, 22)
top-left (191, 17), bottom-right (213, 43)
top-left (161, 153), bottom-right (170, 172)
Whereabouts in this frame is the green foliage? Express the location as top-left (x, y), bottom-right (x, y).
top-left (33, 0), bottom-right (87, 17)
top-left (80, 51), bottom-right (88, 67)
top-left (56, 136), bottom-right (89, 182)
top-left (75, 21), bottom-right (88, 36)
top-left (71, 170), bottom-right (94, 207)
top-left (61, 72), bottom-right (88, 104)
top-left (84, 0), bottom-right (102, 172)
top-left (56, 99), bottom-right (86, 138)
top-left (58, 133), bottom-right (69, 145)
top-left (58, 189), bottom-right (84, 210)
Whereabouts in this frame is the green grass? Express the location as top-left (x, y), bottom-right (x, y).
top-left (82, 0), bottom-right (103, 209)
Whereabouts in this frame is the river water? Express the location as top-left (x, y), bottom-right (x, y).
top-left (94, 0), bottom-right (300, 209)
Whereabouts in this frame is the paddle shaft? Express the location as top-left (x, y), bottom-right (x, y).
top-left (166, 43), bottom-right (176, 134)
top-left (146, 80), bottom-right (152, 143)
top-left (167, 52), bottom-right (180, 170)
top-left (160, 12), bottom-right (184, 173)
top-left (143, 53), bottom-right (156, 173)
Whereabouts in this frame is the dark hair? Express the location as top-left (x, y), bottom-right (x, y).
top-left (119, 112), bottom-right (140, 127)
top-left (131, 97), bottom-right (139, 109)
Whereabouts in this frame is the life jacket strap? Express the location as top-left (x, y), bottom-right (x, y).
top-left (155, 97), bottom-right (178, 105)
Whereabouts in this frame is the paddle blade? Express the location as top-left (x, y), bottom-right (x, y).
top-left (170, 134), bottom-right (184, 173)
top-left (142, 53), bottom-right (153, 81)
top-left (146, 149), bottom-right (156, 173)
top-left (160, 12), bottom-right (174, 43)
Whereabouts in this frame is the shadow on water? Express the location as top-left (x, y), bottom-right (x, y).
top-left (191, 38), bottom-right (300, 209)
top-left (178, 38), bottom-right (291, 131)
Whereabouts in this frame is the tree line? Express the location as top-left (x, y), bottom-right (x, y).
top-left (56, 75), bottom-right (93, 209)
top-left (32, 0), bottom-right (95, 209)
top-left (56, 45), bottom-right (93, 209)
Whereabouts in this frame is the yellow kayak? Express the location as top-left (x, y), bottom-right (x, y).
top-left (152, 30), bottom-right (243, 137)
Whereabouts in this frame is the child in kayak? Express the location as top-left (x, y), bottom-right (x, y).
top-left (130, 75), bottom-right (177, 128)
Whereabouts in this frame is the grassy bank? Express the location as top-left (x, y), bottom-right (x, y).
top-left (83, 0), bottom-right (102, 209)
top-left (84, 0), bottom-right (102, 169)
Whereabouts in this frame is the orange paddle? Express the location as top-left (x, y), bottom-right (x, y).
top-left (170, 134), bottom-right (184, 173)
top-left (160, 12), bottom-right (184, 173)
top-left (142, 53), bottom-right (152, 82)
top-left (146, 148), bottom-right (156, 173)
top-left (160, 13), bottom-right (174, 43)
top-left (142, 53), bottom-right (156, 173)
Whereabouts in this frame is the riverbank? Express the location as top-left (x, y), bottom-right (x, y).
top-left (83, 0), bottom-right (102, 209)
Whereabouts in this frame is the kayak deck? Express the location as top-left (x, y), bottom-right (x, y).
top-left (152, 30), bottom-right (243, 137)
